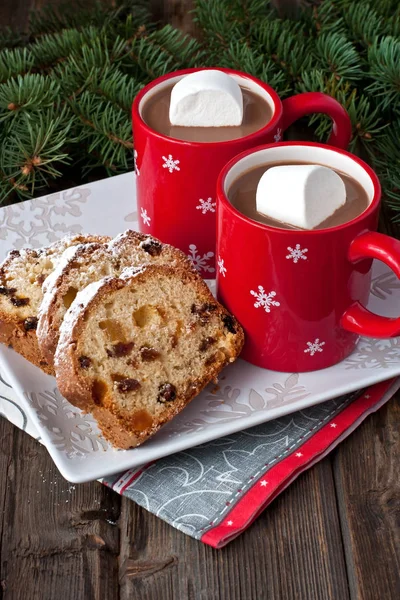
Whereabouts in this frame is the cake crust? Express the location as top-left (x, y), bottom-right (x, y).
top-left (37, 230), bottom-right (194, 367)
top-left (0, 234), bottom-right (110, 373)
top-left (55, 264), bottom-right (244, 449)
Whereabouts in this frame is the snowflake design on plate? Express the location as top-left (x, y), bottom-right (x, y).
top-left (304, 339), bottom-right (325, 356)
top-left (162, 154), bottom-right (180, 173)
top-left (218, 256), bottom-right (227, 277)
top-left (196, 197), bottom-right (216, 214)
top-left (134, 149), bottom-right (140, 176)
top-left (274, 128), bottom-right (282, 142)
top-left (286, 244), bottom-right (308, 263)
top-left (140, 207), bottom-right (151, 227)
top-left (0, 187), bottom-right (90, 248)
top-left (250, 286), bottom-right (280, 313)
top-left (344, 337), bottom-right (400, 370)
top-left (24, 388), bottom-right (108, 458)
top-left (187, 244), bottom-right (215, 273)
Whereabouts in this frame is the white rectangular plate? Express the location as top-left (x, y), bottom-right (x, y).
top-left (0, 173), bottom-right (399, 483)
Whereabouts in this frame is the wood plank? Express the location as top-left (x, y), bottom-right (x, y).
top-left (333, 394), bottom-right (400, 600)
top-left (150, 0), bottom-right (199, 35)
top-left (118, 460), bottom-right (350, 600)
top-left (0, 418), bottom-right (121, 600)
top-left (0, 0), bottom-right (34, 32)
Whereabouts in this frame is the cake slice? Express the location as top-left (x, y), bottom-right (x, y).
top-left (37, 230), bottom-right (194, 367)
top-left (0, 234), bottom-right (109, 373)
top-left (54, 264), bottom-right (244, 449)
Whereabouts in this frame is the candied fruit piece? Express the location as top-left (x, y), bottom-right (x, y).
top-left (92, 379), bottom-right (108, 405)
top-left (222, 314), bottom-right (237, 334)
top-left (140, 347), bottom-right (160, 361)
top-left (0, 286), bottom-right (17, 296)
top-left (171, 320), bottom-right (183, 348)
top-left (199, 337), bottom-right (216, 352)
top-left (79, 355), bottom-right (91, 368)
top-left (99, 319), bottom-right (127, 342)
top-left (11, 297), bottom-right (29, 307)
top-left (117, 378), bottom-right (141, 393)
top-left (127, 409), bottom-right (153, 432)
top-left (106, 341), bottom-right (134, 358)
top-left (23, 317), bottom-right (38, 331)
top-left (191, 302), bottom-right (217, 324)
top-left (140, 239), bottom-right (162, 256)
top-left (133, 305), bottom-right (161, 328)
top-left (157, 383), bottom-right (177, 403)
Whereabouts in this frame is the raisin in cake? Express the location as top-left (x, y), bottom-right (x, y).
top-left (54, 264), bottom-right (244, 449)
top-left (0, 234), bottom-right (109, 373)
top-left (37, 230), bottom-right (194, 366)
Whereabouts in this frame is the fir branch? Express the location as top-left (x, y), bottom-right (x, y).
top-left (314, 33), bottom-right (364, 81)
top-left (342, 2), bottom-right (388, 48)
top-left (0, 48), bottom-right (36, 83)
top-left (0, 109), bottom-right (72, 201)
top-left (0, 0), bottom-right (398, 224)
top-left (0, 27), bottom-right (25, 51)
top-left (367, 36), bottom-right (400, 112)
top-left (128, 25), bottom-right (204, 79)
top-left (69, 92), bottom-right (133, 173)
top-left (29, 0), bottom-right (150, 37)
top-left (211, 42), bottom-right (289, 95)
top-left (0, 75), bottom-right (61, 121)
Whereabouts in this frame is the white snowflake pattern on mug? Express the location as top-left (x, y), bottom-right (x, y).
top-left (286, 244), bottom-right (308, 263)
top-left (304, 339), bottom-right (325, 356)
top-left (162, 154), bottom-right (180, 173)
top-left (134, 149), bottom-right (140, 176)
top-left (250, 286), bottom-right (280, 313)
top-left (140, 207), bottom-right (151, 226)
top-left (274, 128), bottom-right (282, 142)
top-left (196, 197), bottom-right (216, 214)
top-left (218, 256), bottom-right (227, 277)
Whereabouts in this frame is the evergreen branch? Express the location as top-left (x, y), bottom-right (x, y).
top-left (0, 0), bottom-right (397, 225)
top-left (342, 2), bottom-right (388, 48)
top-left (0, 27), bottom-right (25, 51)
top-left (29, 0), bottom-right (150, 37)
top-left (367, 36), bottom-right (400, 112)
top-left (128, 25), bottom-right (204, 79)
top-left (0, 109), bottom-right (72, 201)
top-left (69, 92), bottom-right (133, 172)
top-left (211, 41), bottom-right (289, 95)
top-left (308, 0), bottom-right (346, 36)
top-left (314, 33), bottom-right (364, 81)
top-left (0, 75), bottom-right (61, 122)
top-left (0, 48), bottom-right (36, 83)
top-left (251, 19), bottom-right (313, 81)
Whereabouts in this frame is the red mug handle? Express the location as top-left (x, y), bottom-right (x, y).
top-left (341, 232), bottom-right (400, 337)
top-left (282, 92), bottom-right (352, 149)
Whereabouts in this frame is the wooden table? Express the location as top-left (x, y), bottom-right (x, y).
top-left (0, 2), bottom-right (399, 598)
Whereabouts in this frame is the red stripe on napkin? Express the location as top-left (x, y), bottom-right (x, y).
top-left (109, 462), bottom-right (153, 494)
top-left (202, 378), bottom-right (396, 548)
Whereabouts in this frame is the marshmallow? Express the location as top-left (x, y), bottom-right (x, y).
top-left (256, 164), bottom-right (346, 230)
top-left (169, 70), bottom-right (243, 127)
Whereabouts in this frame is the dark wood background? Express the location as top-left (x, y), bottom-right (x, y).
top-left (0, 1), bottom-right (399, 599)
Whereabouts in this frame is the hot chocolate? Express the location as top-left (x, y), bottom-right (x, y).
top-left (141, 83), bottom-right (273, 143)
top-left (228, 162), bottom-right (370, 230)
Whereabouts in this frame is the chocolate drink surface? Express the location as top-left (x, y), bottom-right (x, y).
top-left (141, 83), bottom-right (273, 142)
top-left (228, 162), bottom-right (370, 230)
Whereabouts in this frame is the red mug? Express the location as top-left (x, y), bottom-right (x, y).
top-left (132, 68), bottom-right (351, 276)
top-left (217, 142), bottom-right (400, 372)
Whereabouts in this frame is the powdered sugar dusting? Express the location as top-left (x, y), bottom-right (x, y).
top-left (55, 277), bottom-right (114, 366)
top-left (41, 245), bottom-right (82, 296)
top-left (119, 266), bottom-right (148, 281)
